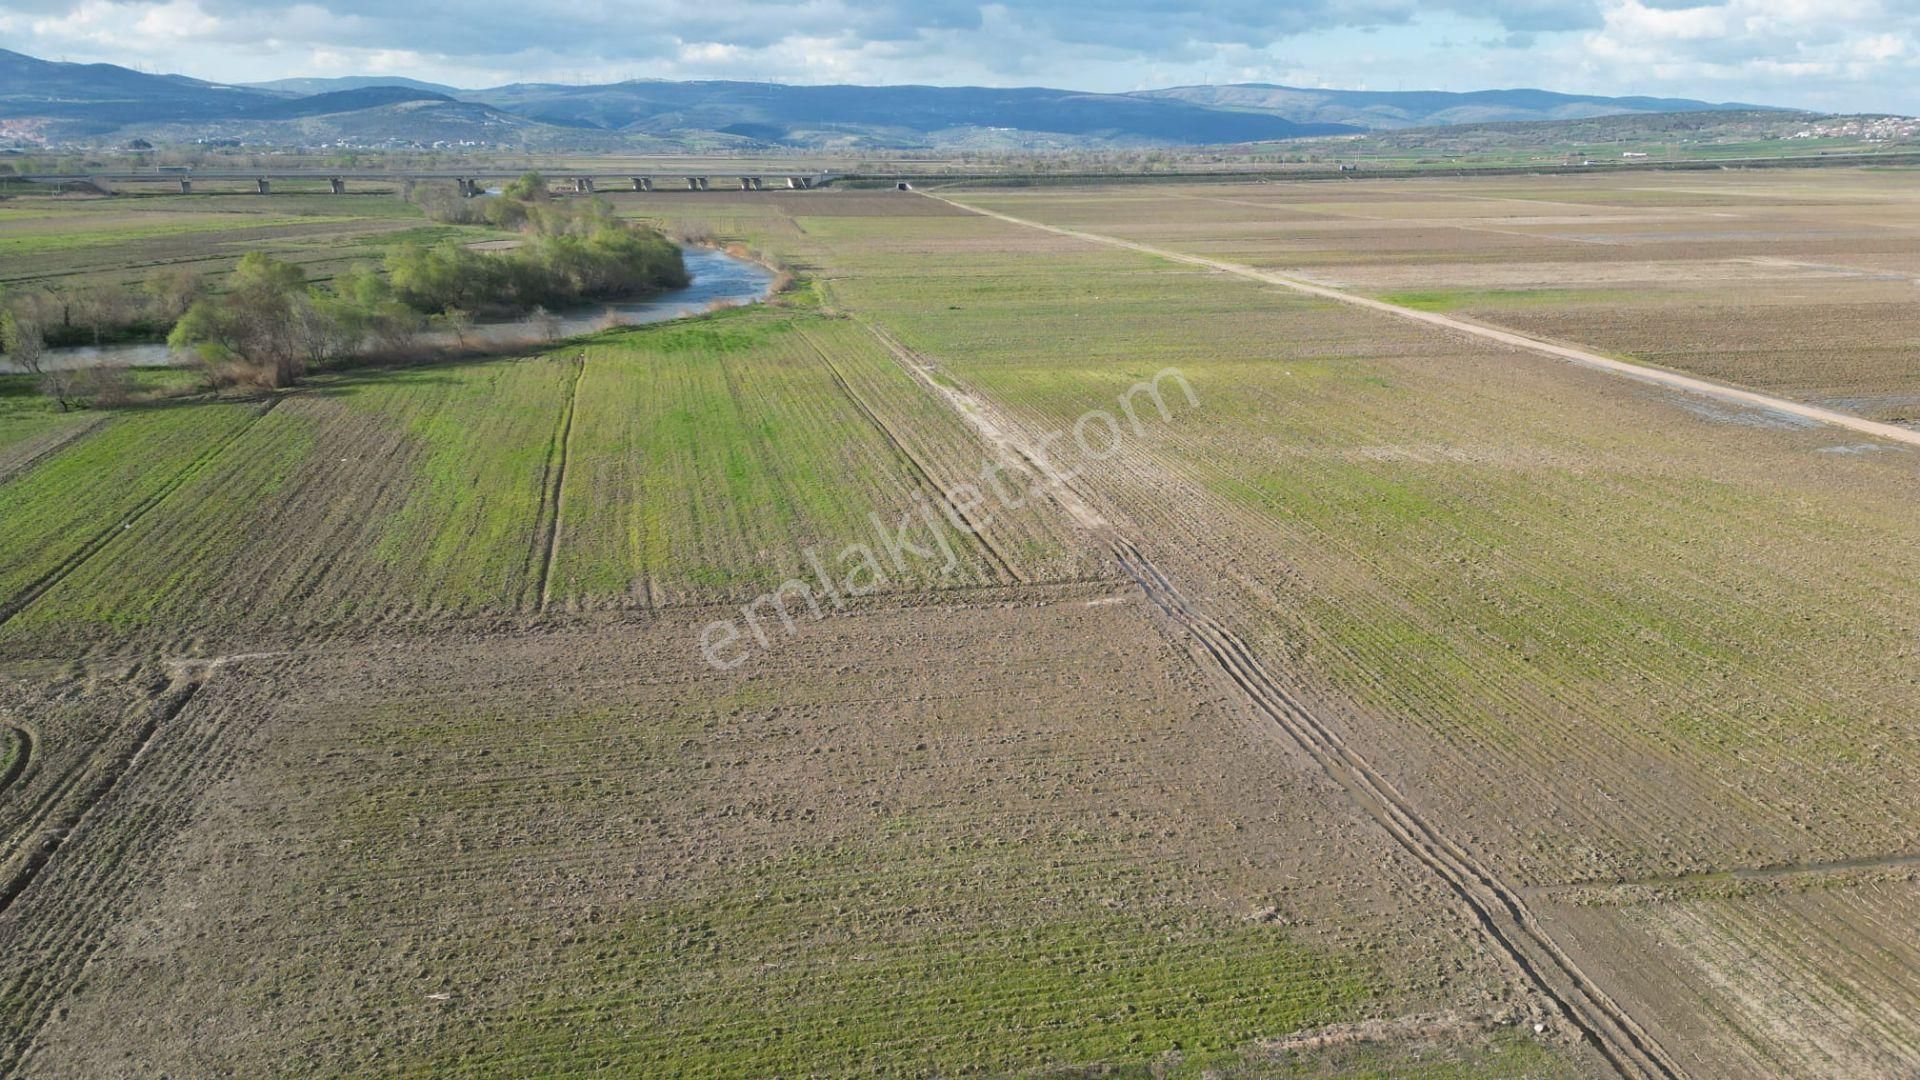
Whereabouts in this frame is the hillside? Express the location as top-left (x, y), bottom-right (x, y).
top-left (0, 47), bottom-right (275, 132)
top-left (467, 80), bottom-right (1358, 147)
top-left (1136, 84), bottom-right (1778, 129)
top-left (243, 75), bottom-right (464, 97)
top-left (240, 86), bottom-right (452, 120)
top-left (138, 98), bottom-right (622, 150)
top-left (0, 48), bottom-right (1816, 151)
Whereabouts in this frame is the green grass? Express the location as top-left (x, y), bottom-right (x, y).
top-left (0, 214), bottom-right (360, 257)
top-left (549, 305), bottom-right (1076, 605)
top-left (365, 357), bottom-right (577, 608)
top-left (0, 402), bottom-right (260, 617)
top-left (0, 356), bottom-right (575, 641)
top-left (1376, 287), bottom-right (1636, 313)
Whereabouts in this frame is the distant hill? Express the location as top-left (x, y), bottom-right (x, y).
top-left (0, 47), bottom-right (275, 132)
top-left (465, 81), bottom-right (1358, 147)
top-left (244, 75), bottom-right (464, 97)
top-left (0, 48), bottom-right (1810, 151)
top-left (242, 86), bottom-right (453, 120)
top-left (1133, 84), bottom-right (1781, 130)
top-left (1315, 109), bottom-right (1821, 150)
top-left (134, 98), bottom-right (609, 151)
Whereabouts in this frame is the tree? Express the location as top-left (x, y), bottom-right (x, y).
top-left (532, 305), bottom-right (562, 342)
top-left (168, 253), bottom-right (312, 387)
top-left (72, 284), bottom-right (129, 346)
top-left (1, 305), bottom-right (46, 374)
top-left (502, 170), bottom-right (550, 202)
top-left (143, 267), bottom-right (205, 322)
top-left (440, 307), bottom-right (475, 348)
top-left (8, 304), bottom-right (87, 410)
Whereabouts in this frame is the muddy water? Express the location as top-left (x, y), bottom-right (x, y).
top-left (2, 246), bottom-right (776, 374)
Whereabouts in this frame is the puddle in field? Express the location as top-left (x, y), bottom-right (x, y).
top-left (2, 246), bottom-right (775, 374)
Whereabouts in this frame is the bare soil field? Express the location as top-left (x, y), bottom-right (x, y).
top-left (949, 171), bottom-right (1920, 423)
top-left (0, 601), bottom-right (1573, 1077)
top-left (1537, 871), bottom-right (1920, 1078)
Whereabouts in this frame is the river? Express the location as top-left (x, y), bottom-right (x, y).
top-left (2, 246), bottom-right (777, 374)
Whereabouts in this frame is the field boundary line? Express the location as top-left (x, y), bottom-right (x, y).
top-left (795, 325), bottom-right (1021, 584)
top-left (1526, 851), bottom-right (1920, 901)
top-left (0, 397), bottom-right (281, 630)
top-left (0, 416), bottom-right (109, 489)
top-left (853, 302), bottom-right (1681, 1080)
top-left (535, 352), bottom-right (586, 613)
top-left (928, 192), bottom-right (1920, 451)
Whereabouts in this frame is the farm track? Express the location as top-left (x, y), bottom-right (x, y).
top-left (794, 326), bottom-right (1021, 584)
top-left (859, 299), bottom-right (1681, 1080)
top-left (0, 398), bottom-right (281, 629)
top-left (930, 193), bottom-right (1920, 451)
top-left (536, 353), bottom-right (587, 612)
top-left (1108, 535), bottom-right (1677, 1080)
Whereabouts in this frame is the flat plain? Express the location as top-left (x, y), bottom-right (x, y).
top-left (2, 171), bottom-right (1917, 1077)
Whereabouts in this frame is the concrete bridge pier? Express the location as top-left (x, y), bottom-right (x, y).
top-left (631, 176), bottom-right (652, 192)
top-left (329, 177), bottom-right (346, 195)
top-left (255, 178), bottom-right (271, 194)
top-left (178, 178), bottom-right (192, 194)
top-left (571, 177), bottom-right (596, 194)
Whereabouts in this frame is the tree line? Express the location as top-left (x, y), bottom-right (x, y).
top-left (2, 174), bottom-right (688, 400)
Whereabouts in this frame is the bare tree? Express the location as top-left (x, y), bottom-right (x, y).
top-left (75, 365), bottom-right (135, 408)
top-left (532, 305), bottom-right (562, 343)
top-left (1, 305), bottom-right (46, 375)
top-left (442, 307), bottom-right (475, 348)
top-left (72, 284), bottom-right (129, 346)
top-left (143, 267), bottom-right (205, 323)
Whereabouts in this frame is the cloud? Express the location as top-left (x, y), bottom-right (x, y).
top-left (0, 0), bottom-right (1914, 112)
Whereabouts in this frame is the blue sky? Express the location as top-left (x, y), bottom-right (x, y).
top-left (1, 0), bottom-right (1914, 113)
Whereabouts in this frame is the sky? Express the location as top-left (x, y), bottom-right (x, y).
top-left (1, 0), bottom-right (1916, 113)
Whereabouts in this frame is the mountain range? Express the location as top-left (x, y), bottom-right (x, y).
top-left (0, 47), bottom-right (1787, 151)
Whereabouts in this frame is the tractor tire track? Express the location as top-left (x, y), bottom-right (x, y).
top-left (859, 302), bottom-right (1682, 1080)
top-left (1107, 533), bottom-right (1679, 1080)
top-left (0, 726), bottom-right (29, 796)
top-left (534, 353), bottom-right (586, 613)
top-left (0, 676), bottom-right (201, 919)
top-left (797, 325), bottom-right (1020, 584)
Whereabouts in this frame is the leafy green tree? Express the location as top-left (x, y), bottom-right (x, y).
top-left (169, 253), bottom-right (312, 387)
top-left (502, 171), bottom-right (551, 202)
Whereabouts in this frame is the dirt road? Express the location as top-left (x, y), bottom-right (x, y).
top-left (929, 193), bottom-right (1920, 452)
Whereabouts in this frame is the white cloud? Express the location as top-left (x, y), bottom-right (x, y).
top-left (0, 0), bottom-right (1915, 112)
